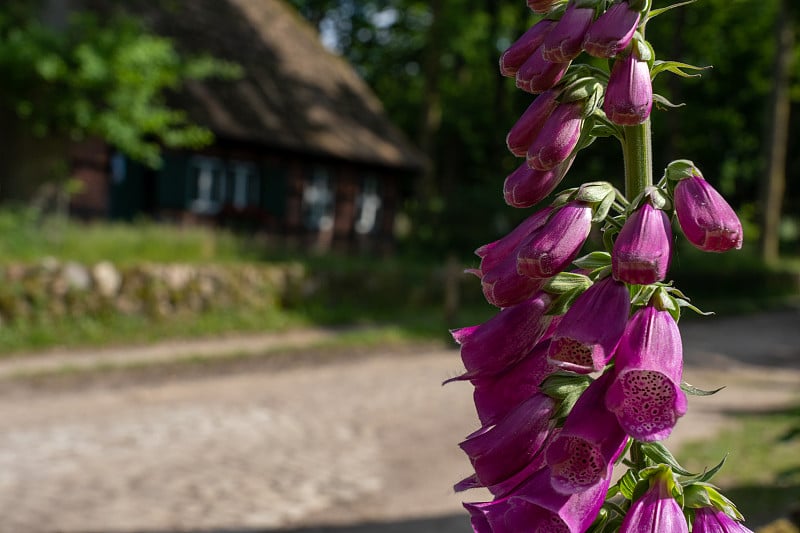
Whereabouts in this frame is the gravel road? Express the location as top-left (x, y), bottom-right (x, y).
top-left (0, 309), bottom-right (797, 533)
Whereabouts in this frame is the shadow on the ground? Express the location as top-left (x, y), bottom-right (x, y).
top-left (722, 483), bottom-right (800, 528)
top-left (79, 514), bottom-right (471, 533)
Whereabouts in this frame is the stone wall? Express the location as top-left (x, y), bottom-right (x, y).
top-left (0, 260), bottom-right (307, 325)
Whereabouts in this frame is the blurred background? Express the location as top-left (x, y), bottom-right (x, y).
top-left (0, 0), bottom-right (798, 532)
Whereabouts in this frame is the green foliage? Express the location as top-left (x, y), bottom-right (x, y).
top-left (0, 2), bottom-right (241, 167)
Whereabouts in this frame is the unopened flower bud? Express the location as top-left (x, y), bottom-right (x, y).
top-left (527, 101), bottom-right (583, 171)
top-left (541, 2), bottom-right (596, 63)
top-left (516, 49), bottom-right (571, 94)
top-left (517, 201), bottom-right (593, 278)
top-left (604, 52), bottom-right (652, 126)
top-left (506, 89), bottom-right (559, 157)
top-left (504, 156), bottom-right (574, 208)
top-left (500, 19), bottom-right (556, 77)
top-left (583, 1), bottom-right (641, 58)
top-left (612, 202), bottom-right (673, 284)
top-left (674, 175), bottom-right (743, 252)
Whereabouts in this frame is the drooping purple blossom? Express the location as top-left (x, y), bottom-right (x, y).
top-left (504, 155), bottom-right (575, 208)
top-left (471, 208), bottom-right (553, 307)
top-left (527, 101), bottom-right (584, 171)
top-left (583, 1), bottom-right (641, 58)
top-left (692, 507), bottom-right (755, 533)
top-left (606, 305), bottom-right (687, 441)
top-left (612, 202), bottom-right (673, 285)
top-left (620, 467), bottom-right (689, 532)
top-left (500, 19), bottom-right (557, 77)
top-left (458, 393), bottom-right (556, 492)
top-left (464, 465), bottom-right (611, 533)
top-left (451, 292), bottom-right (553, 379)
top-left (541, 2), bottom-right (596, 63)
top-left (544, 371), bottom-right (629, 494)
top-left (517, 201), bottom-right (593, 279)
top-left (604, 52), bottom-right (653, 126)
top-left (674, 175), bottom-right (744, 252)
top-left (547, 276), bottom-right (630, 373)
top-left (516, 49), bottom-right (572, 94)
top-left (472, 338), bottom-right (557, 426)
top-left (507, 89), bottom-right (560, 157)
top-left (475, 208), bottom-right (554, 272)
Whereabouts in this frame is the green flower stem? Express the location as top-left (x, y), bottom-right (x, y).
top-left (622, 118), bottom-right (654, 201)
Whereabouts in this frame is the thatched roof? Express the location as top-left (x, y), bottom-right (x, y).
top-left (95, 0), bottom-right (428, 172)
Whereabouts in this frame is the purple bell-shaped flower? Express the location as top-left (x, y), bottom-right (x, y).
top-left (541, 1), bottom-right (596, 63)
top-left (547, 276), bottom-right (630, 373)
top-left (620, 466), bottom-right (689, 532)
top-left (506, 89), bottom-right (559, 157)
top-left (692, 506), bottom-right (755, 533)
top-left (612, 202), bottom-right (673, 285)
top-left (464, 465), bottom-right (611, 533)
top-left (604, 51), bottom-right (652, 126)
top-left (545, 371), bottom-right (629, 494)
top-left (674, 175), bottom-right (743, 252)
top-left (504, 155), bottom-right (574, 209)
top-left (527, 101), bottom-right (584, 171)
top-left (583, 1), bottom-right (641, 58)
top-left (606, 305), bottom-right (688, 441)
top-left (500, 19), bottom-right (556, 77)
top-left (451, 293), bottom-right (553, 379)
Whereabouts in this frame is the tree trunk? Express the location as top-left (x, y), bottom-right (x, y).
top-left (416, 0), bottom-right (444, 198)
top-left (759, 0), bottom-right (794, 264)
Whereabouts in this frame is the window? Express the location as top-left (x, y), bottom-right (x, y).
top-left (226, 162), bottom-right (259, 209)
top-left (188, 157), bottom-right (260, 213)
top-left (302, 166), bottom-right (335, 231)
top-left (354, 175), bottom-right (382, 235)
top-left (188, 156), bottom-right (225, 214)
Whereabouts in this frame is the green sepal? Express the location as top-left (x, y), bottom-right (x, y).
top-left (575, 181), bottom-right (615, 203)
top-left (676, 298), bottom-right (714, 317)
top-left (574, 0), bottom-right (602, 8)
top-left (541, 372), bottom-right (593, 421)
top-left (602, 224), bottom-right (619, 254)
top-left (681, 381), bottom-right (726, 396)
top-left (631, 284), bottom-right (659, 307)
top-left (573, 251), bottom-right (612, 270)
top-left (631, 33), bottom-right (654, 63)
top-left (651, 60), bottom-right (710, 81)
top-left (540, 371), bottom-right (594, 400)
top-left (640, 442), bottom-right (696, 476)
top-left (683, 483), bottom-right (713, 508)
top-left (647, 187), bottom-right (672, 211)
top-left (647, 0), bottom-right (698, 20)
top-left (593, 191), bottom-right (616, 223)
top-left (652, 287), bottom-right (682, 323)
top-left (665, 159), bottom-right (700, 181)
top-left (653, 93), bottom-right (686, 110)
top-left (544, 272), bottom-right (593, 294)
top-left (692, 482), bottom-right (745, 521)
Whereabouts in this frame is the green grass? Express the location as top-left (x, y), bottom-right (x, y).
top-left (677, 402), bottom-right (800, 529)
top-left (0, 208), bottom-right (253, 265)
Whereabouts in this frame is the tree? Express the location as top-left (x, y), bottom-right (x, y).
top-left (759, 0), bottom-right (796, 263)
top-left (0, 1), bottom-right (240, 201)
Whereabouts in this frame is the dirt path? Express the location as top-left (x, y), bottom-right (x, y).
top-left (0, 309), bottom-right (797, 533)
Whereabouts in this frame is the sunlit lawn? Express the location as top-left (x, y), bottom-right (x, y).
top-left (678, 402), bottom-right (800, 531)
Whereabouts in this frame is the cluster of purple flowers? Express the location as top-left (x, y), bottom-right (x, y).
top-left (449, 1), bottom-right (749, 531)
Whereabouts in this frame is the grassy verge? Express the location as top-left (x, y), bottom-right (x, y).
top-left (677, 401), bottom-right (800, 530)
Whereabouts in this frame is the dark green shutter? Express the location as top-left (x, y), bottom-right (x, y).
top-left (261, 163), bottom-right (288, 216)
top-left (158, 153), bottom-right (190, 209)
